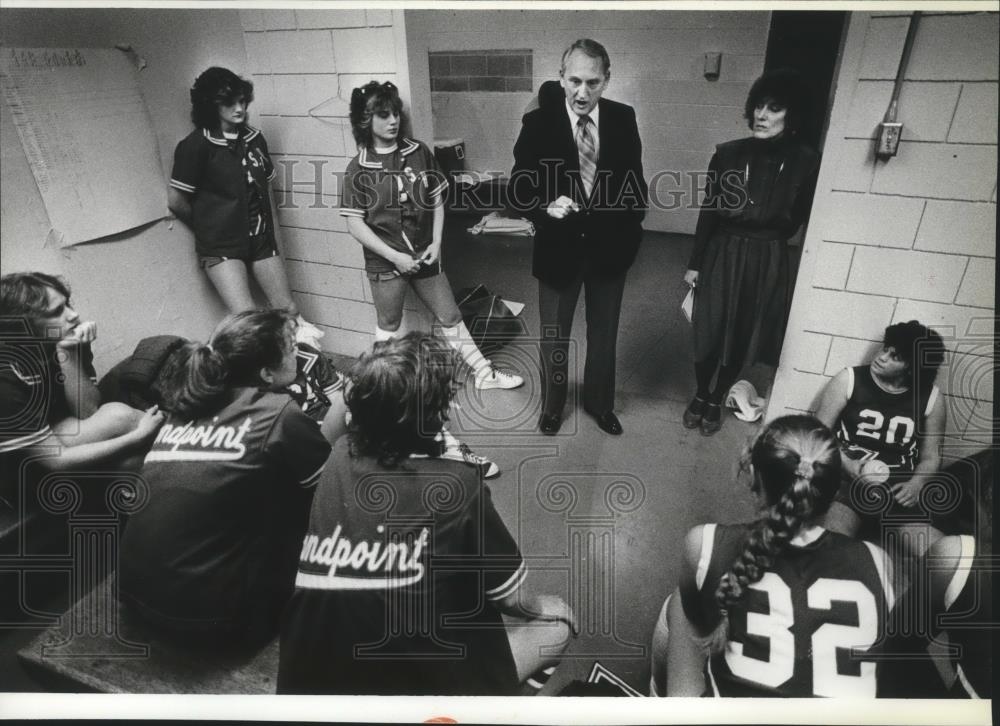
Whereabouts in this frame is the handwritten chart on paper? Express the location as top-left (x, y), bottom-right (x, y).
top-left (0, 48), bottom-right (165, 246)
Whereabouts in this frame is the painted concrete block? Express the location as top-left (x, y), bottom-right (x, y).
top-left (915, 200), bottom-right (996, 258)
top-left (790, 331), bottom-right (832, 375)
top-left (818, 192), bottom-right (923, 248)
top-left (273, 74), bottom-right (342, 117)
top-left (892, 299), bottom-right (995, 345)
top-left (955, 259), bottom-right (995, 308)
top-left (773, 369), bottom-right (831, 413)
top-left (366, 10), bottom-right (394, 27)
top-left (266, 30), bottom-right (336, 74)
top-left (332, 28), bottom-right (396, 74)
top-left (243, 32), bottom-right (271, 75)
top-left (812, 241), bottom-right (854, 290)
top-left (251, 75), bottom-right (277, 117)
top-left (872, 142), bottom-right (997, 201)
top-left (338, 73), bottom-right (398, 98)
top-left (328, 231), bottom-right (364, 269)
top-left (946, 349), bottom-right (995, 404)
top-left (295, 9), bottom-right (366, 29)
top-left (799, 288), bottom-right (895, 338)
top-left (960, 400), bottom-right (996, 445)
top-left (828, 139), bottom-right (876, 193)
top-left (825, 336), bottom-right (882, 376)
top-left (272, 156), bottom-right (344, 199)
top-left (335, 298), bottom-right (377, 333)
top-left (844, 81), bottom-right (960, 141)
top-left (260, 10), bottom-right (296, 30)
top-left (286, 260), bottom-right (364, 301)
top-left (847, 247), bottom-right (966, 303)
top-left (266, 116), bottom-right (345, 157)
top-left (275, 194), bottom-right (343, 232)
top-left (858, 16), bottom-right (910, 80)
top-left (295, 292), bottom-right (340, 328)
top-left (948, 83), bottom-right (999, 144)
top-left (239, 10), bottom-right (264, 32)
top-left (907, 13), bottom-right (1000, 81)
top-left (320, 325), bottom-right (372, 357)
top-left (281, 227), bottom-right (331, 265)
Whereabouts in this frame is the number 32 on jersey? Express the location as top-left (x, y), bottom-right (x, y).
top-left (726, 573), bottom-right (880, 697)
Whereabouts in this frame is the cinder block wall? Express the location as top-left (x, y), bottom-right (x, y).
top-left (769, 11), bottom-right (997, 459)
top-left (405, 10), bottom-right (769, 235)
top-left (241, 9), bottom-right (432, 357)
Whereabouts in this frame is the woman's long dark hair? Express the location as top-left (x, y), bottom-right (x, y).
top-left (154, 309), bottom-right (295, 420)
top-left (348, 80), bottom-right (408, 149)
top-left (345, 332), bottom-right (458, 467)
top-left (703, 415), bottom-right (841, 652)
top-left (189, 66), bottom-right (254, 131)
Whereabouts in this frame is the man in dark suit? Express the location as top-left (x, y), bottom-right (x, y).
top-left (511, 39), bottom-right (647, 435)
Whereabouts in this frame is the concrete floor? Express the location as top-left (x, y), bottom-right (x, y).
top-left (0, 215), bottom-right (770, 695)
top-left (440, 214), bottom-right (764, 692)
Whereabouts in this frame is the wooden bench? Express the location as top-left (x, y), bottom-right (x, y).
top-left (17, 576), bottom-right (279, 693)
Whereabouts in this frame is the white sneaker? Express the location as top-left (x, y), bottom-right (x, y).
top-left (474, 365), bottom-right (524, 390)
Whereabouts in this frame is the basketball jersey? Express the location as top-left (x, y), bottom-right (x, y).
top-left (836, 366), bottom-right (938, 472)
top-left (938, 535), bottom-right (992, 699)
top-left (681, 523), bottom-right (895, 698)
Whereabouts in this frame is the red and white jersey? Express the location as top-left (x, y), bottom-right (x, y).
top-left (680, 523), bottom-right (895, 697)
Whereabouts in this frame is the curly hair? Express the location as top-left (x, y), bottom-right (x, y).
top-left (154, 309), bottom-right (296, 420)
top-left (345, 332), bottom-right (458, 468)
top-left (703, 415), bottom-right (841, 651)
top-left (189, 67), bottom-right (254, 131)
top-left (0, 271), bottom-right (71, 331)
top-left (743, 68), bottom-right (814, 136)
top-left (882, 320), bottom-right (946, 397)
top-left (349, 80), bottom-right (406, 149)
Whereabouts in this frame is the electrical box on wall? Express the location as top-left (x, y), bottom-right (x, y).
top-left (876, 121), bottom-right (903, 158)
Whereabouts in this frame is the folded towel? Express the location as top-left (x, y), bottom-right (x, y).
top-left (467, 211), bottom-right (534, 236)
top-left (725, 379), bottom-right (767, 422)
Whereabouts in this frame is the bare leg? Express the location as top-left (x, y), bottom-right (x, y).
top-left (205, 259), bottom-right (256, 312)
top-left (252, 255), bottom-right (298, 314)
top-left (51, 402), bottom-right (144, 446)
top-left (367, 275), bottom-right (410, 333)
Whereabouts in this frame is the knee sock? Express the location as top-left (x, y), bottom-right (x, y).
top-left (374, 325), bottom-right (397, 342)
top-left (710, 362), bottom-right (741, 404)
top-left (694, 357), bottom-right (717, 400)
top-left (441, 321), bottom-right (489, 376)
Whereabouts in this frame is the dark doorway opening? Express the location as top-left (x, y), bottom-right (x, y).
top-left (766, 11), bottom-right (848, 150)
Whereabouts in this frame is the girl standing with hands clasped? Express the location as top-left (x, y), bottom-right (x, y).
top-left (650, 416), bottom-right (896, 697)
top-left (342, 81), bottom-right (523, 391)
top-left (168, 67), bottom-right (321, 340)
top-left (682, 70), bottom-right (820, 435)
top-left (119, 310), bottom-right (338, 649)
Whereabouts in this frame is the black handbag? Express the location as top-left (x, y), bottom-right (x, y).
top-left (454, 284), bottom-right (526, 355)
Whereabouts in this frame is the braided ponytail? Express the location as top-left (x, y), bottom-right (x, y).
top-left (702, 415), bottom-right (840, 653)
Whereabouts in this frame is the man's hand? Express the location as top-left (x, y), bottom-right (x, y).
top-left (392, 252), bottom-right (422, 275)
top-left (891, 477), bottom-right (924, 508)
top-left (546, 196), bottom-right (580, 220)
top-left (56, 321), bottom-right (97, 351)
top-left (683, 270), bottom-right (699, 288)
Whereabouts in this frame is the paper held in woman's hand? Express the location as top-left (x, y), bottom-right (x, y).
top-left (681, 287), bottom-right (695, 324)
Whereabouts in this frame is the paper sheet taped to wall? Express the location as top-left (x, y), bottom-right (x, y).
top-left (0, 48), bottom-right (166, 246)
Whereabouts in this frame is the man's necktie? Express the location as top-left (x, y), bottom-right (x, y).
top-left (576, 114), bottom-right (597, 197)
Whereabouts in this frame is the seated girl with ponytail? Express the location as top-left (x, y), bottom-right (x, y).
top-left (650, 415), bottom-right (897, 698)
top-left (119, 310), bottom-right (339, 649)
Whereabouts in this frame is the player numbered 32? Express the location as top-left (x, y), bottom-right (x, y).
top-left (725, 573), bottom-right (880, 697)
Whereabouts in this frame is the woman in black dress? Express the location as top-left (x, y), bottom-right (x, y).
top-left (682, 69), bottom-right (820, 435)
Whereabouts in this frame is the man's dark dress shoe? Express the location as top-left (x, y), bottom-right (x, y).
top-left (539, 412), bottom-right (562, 435)
top-left (700, 402), bottom-right (722, 436)
top-left (589, 410), bottom-right (623, 435)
